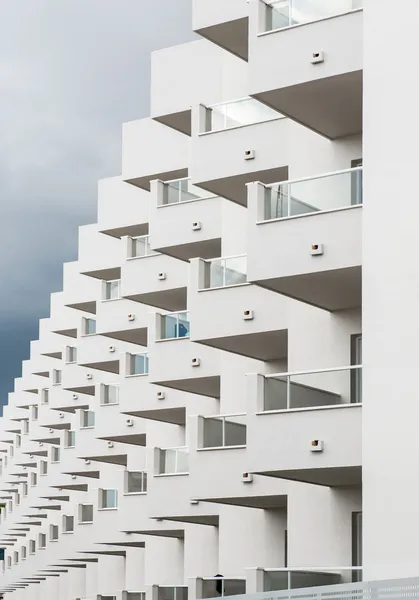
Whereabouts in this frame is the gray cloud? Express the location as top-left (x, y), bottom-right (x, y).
top-left (0, 0), bottom-right (194, 403)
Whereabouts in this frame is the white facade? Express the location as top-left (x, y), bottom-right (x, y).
top-left (0, 0), bottom-right (405, 597)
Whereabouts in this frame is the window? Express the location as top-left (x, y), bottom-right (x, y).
top-left (40, 460), bottom-right (48, 476)
top-left (50, 525), bottom-right (59, 541)
top-left (79, 504), bottom-right (94, 523)
top-left (99, 489), bottom-right (118, 510)
top-left (52, 369), bottom-right (62, 385)
top-left (9, 445), bottom-right (14, 458)
top-left (21, 546), bottom-right (26, 560)
top-left (83, 318), bottom-right (96, 336)
top-left (29, 540), bottom-right (36, 554)
top-left (65, 430), bottom-right (76, 448)
top-left (39, 533), bottom-right (46, 549)
top-left (128, 353), bottom-right (149, 376)
top-left (31, 405), bottom-right (39, 421)
top-left (104, 279), bottom-right (121, 301)
top-left (22, 483), bottom-right (28, 497)
top-left (3, 456), bottom-right (7, 467)
top-left (13, 552), bottom-right (18, 565)
top-left (63, 515), bottom-right (74, 533)
top-left (16, 434), bottom-right (21, 448)
top-left (7, 557), bottom-right (11, 568)
top-left (23, 419), bottom-right (29, 434)
top-left (101, 384), bottom-right (119, 405)
top-left (126, 471), bottom-right (147, 494)
top-left (41, 388), bottom-right (49, 404)
top-left (81, 410), bottom-right (95, 429)
top-left (16, 494), bottom-right (20, 506)
top-left (51, 446), bottom-right (60, 463)
top-left (66, 346), bottom-right (77, 363)
top-left (8, 501), bottom-right (12, 514)
top-left (30, 472), bottom-right (37, 487)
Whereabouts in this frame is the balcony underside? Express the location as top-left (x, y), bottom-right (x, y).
top-left (100, 222), bottom-right (148, 239)
top-left (254, 266), bottom-right (361, 312)
top-left (103, 327), bottom-right (148, 346)
top-left (154, 375), bottom-right (220, 399)
top-left (196, 17), bottom-right (248, 61)
top-left (97, 432), bottom-right (146, 446)
top-left (125, 287), bottom-right (187, 312)
top-left (81, 266), bottom-right (121, 281)
top-left (78, 454), bottom-right (127, 466)
top-left (126, 529), bottom-right (184, 539)
top-left (253, 70), bottom-right (363, 140)
top-left (151, 514), bottom-right (219, 527)
top-left (63, 384), bottom-right (95, 396)
top-left (198, 494), bottom-right (287, 509)
top-left (155, 238), bottom-right (222, 262)
top-left (126, 168), bottom-right (188, 192)
top-left (79, 360), bottom-right (119, 374)
top-left (196, 166), bottom-right (288, 207)
top-left (258, 465), bottom-right (361, 487)
top-left (153, 110), bottom-right (192, 136)
top-left (197, 329), bottom-right (287, 361)
top-left (66, 301), bottom-right (96, 314)
top-left (123, 406), bottom-right (186, 426)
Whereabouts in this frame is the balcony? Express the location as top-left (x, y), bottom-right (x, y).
top-left (122, 251), bottom-right (188, 312)
top-left (246, 366), bottom-right (362, 486)
top-left (151, 40), bottom-right (248, 136)
top-left (189, 257), bottom-right (289, 360)
top-left (148, 336), bottom-right (221, 398)
top-left (122, 118), bottom-right (189, 191)
top-left (191, 99), bottom-right (288, 205)
top-left (192, 0), bottom-right (250, 60)
top-left (199, 577), bottom-right (246, 598)
top-left (149, 179), bottom-right (223, 261)
top-left (95, 298), bottom-right (148, 347)
top-left (247, 168), bottom-right (362, 311)
top-left (248, 0), bottom-right (363, 139)
top-left (97, 176), bottom-right (149, 239)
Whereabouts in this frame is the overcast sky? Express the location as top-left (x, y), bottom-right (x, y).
top-left (0, 0), bottom-right (194, 407)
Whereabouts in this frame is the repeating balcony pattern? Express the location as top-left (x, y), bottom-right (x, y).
top-left (0, 1), bottom-right (368, 599)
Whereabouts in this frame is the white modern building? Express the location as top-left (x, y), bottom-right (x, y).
top-left (0, 0), bottom-right (415, 597)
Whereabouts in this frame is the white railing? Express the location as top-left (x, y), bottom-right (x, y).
top-left (157, 447), bottom-right (189, 475)
top-left (202, 255), bottom-right (247, 289)
top-left (201, 414), bottom-right (247, 449)
top-left (159, 311), bottom-right (190, 340)
top-left (202, 97), bottom-right (282, 133)
top-left (263, 365), bottom-right (362, 411)
top-left (263, 0), bottom-right (363, 33)
top-left (262, 167), bottom-right (363, 221)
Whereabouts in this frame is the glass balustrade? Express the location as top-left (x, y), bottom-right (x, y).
top-left (203, 256), bottom-right (247, 289)
top-left (158, 447), bottom-right (189, 475)
top-left (202, 414), bottom-right (247, 448)
top-left (160, 311), bottom-right (190, 340)
top-left (202, 578), bottom-right (246, 598)
top-left (129, 235), bottom-right (156, 258)
top-left (129, 353), bottom-right (149, 376)
top-left (264, 366), bottom-right (362, 411)
top-left (203, 97), bottom-right (281, 133)
top-left (264, 567), bottom-right (362, 590)
top-left (162, 178), bottom-right (207, 205)
top-left (265, 0), bottom-right (363, 33)
top-left (264, 167), bottom-right (363, 221)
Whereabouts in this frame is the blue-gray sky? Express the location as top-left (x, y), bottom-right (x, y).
top-left (0, 0), bottom-right (194, 407)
